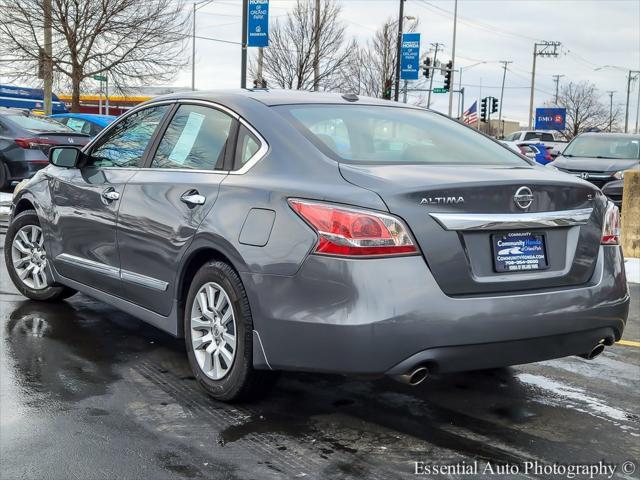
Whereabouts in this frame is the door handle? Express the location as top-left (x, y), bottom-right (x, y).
top-left (181, 190), bottom-right (206, 206)
top-left (102, 188), bottom-right (120, 201)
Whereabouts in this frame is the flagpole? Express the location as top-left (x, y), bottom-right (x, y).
top-left (477, 77), bottom-right (482, 130)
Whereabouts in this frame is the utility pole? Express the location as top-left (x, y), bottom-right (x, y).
top-left (498, 60), bottom-right (512, 138)
top-left (241, 0), bottom-right (248, 88)
top-left (606, 91), bottom-right (615, 132)
top-left (313, 0), bottom-right (320, 91)
top-left (394, 0), bottom-right (405, 101)
top-left (624, 70), bottom-right (640, 133)
top-left (426, 42), bottom-right (441, 108)
top-left (552, 74), bottom-right (564, 104)
top-left (528, 41), bottom-right (561, 128)
top-left (192, 0), bottom-right (214, 91)
top-left (43, 0), bottom-right (53, 115)
top-left (447, 0), bottom-right (458, 117)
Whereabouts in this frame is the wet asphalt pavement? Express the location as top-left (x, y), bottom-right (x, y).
top-left (1, 240), bottom-right (639, 480)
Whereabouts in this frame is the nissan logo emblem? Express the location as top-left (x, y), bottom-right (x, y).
top-left (513, 186), bottom-right (533, 210)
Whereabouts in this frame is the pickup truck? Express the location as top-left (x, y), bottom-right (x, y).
top-left (503, 130), bottom-right (567, 157)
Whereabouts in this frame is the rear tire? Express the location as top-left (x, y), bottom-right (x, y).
top-left (4, 210), bottom-right (76, 301)
top-left (0, 161), bottom-right (9, 190)
top-left (184, 260), bottom-right (277, 402)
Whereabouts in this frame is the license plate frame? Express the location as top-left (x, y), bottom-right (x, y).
top-left (491, 231), bottom-right (549, 273)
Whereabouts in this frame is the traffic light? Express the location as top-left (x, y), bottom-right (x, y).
top-left (383, 79), bottom-right (393, 100)
top-left (422, 57), bottom-right (431, 78)
top-left (491, 97), bottom-right (499, 114)
top-left (480, 97), bottom-right (488, 122)
top-left (443, 60), bottom-right (453, 91)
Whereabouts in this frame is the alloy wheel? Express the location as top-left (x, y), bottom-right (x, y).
top-left (11, 225), bottom-right (49, 290)
top-left (190, 282), bottom-right (237, 380)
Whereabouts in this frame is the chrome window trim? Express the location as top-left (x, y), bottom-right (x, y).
top-left (430, 208), bottom-right (593, 231)
top-left (56, 254), bottom-right (168, 291)
top-left (83, 98), bottom-right (269, 175)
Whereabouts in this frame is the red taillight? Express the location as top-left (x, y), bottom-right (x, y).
top-left (288, 199), bottom-right (418, 257)
top-left (601, 202), bottom-right (620, 245)
top-left (15, 137), bottom-right (58, 149)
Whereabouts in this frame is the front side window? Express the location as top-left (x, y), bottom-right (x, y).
top-left (151, 105), bottom-right (233, 171)
top-left (88, 105), bottom-right (169, 168)
top-left (276, 105), bottom-right (527, 166)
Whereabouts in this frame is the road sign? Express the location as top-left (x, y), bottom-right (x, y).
top-left (400, 33), bottom-right (421, 81)
top-left (93, 75), bottom-right (107, 82)
top-left (433, 87), bottom-right (448, 93)
top-left (247, 0), bottom-right (269, 47)
top-left (535, 107), bottom-right (566, 130)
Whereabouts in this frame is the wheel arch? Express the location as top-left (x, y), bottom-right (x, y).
top-left (14, 197), bottom-right (36, 216)
top-left (175, 244), bottom-right (245, 338)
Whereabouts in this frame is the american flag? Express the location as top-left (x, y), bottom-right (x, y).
top-left (462, 101), bottom-right (478, 125)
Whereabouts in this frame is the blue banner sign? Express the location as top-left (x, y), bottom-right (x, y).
top-left (400, 33), bottom-right (421, 80)
top-left (535, 107), bottom-right (566, 130)
top-left (247, 0), bottom-right (269, 47)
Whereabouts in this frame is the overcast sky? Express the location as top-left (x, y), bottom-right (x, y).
top-left (179, 0), bottom-right (640, 126)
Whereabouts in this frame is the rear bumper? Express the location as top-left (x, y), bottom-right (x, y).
top-left (601, 180), bottom-right (623, 208)
top-left (245, 245), bottom-right (629, 375)
top-left (5, 158), bottom-right (49, 181)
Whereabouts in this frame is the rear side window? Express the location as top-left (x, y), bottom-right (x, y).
top-left (151, 104), bottom-right (233, 171)
top-left (234, 125), bottom-right (260, 169)
top-left (276, 105), bottom-right (527, 166)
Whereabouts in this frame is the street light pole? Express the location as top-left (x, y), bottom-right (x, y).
top-left (624, 70), bottom-right (640, 133)
top-left (394, 0), bottom-right (405, 102)
top-left (43, 0), bottom-right (53, 115)
top-left (241, 0), bottom-right (248, 88)
top-left (606, 90), bottom-right (615, 132)
top-left (426, 42), bottom-right (441, 108)
top-left (192, 0), bottom-right (214, 91)
top-left (498, 61), bottom-right (512, 139)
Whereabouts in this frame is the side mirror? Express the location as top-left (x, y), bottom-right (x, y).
top-left (49, 146), bottom-right (82, 168)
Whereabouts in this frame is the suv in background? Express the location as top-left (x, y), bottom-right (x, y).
top-left (504, 130), bottom-right (567, 157)
top-left (549, 132), bottom-right (640, 207)
top-left (0, 108), bottom-right (90, 189)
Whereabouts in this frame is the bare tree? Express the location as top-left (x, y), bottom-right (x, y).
top-left (0, 0), bottom-right (189, 111)
top-left (555, 81), bottom-right (622, 139)
top-left (249, 0), bottom-right (353, 91)
top-left (338, 17), bottom-right (418, 98)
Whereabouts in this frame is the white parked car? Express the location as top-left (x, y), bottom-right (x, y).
top-left (504, 130), bottom-right (567, 157)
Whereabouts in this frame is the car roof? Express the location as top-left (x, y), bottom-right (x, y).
top-left (147, 89), bottom-right (419, 109)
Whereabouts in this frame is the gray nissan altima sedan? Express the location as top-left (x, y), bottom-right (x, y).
top-left (4, 90), bottom-right (629, 402)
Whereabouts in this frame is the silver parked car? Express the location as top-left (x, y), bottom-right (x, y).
top-left (4, 90), bottom-right (629, 402)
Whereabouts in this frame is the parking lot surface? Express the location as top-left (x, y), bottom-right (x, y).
top-left (1, 243), bottom-right (639, 480)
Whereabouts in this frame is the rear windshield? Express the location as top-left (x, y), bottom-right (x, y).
top-left (562, 135), bottom-right (640, 160)
top-left (275, 104), bottom-right (528, 166)
top-left (5, 114), bottom-right (74, 133)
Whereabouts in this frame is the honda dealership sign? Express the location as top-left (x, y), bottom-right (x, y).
top-left (247, 0), bottom-right (269, 47)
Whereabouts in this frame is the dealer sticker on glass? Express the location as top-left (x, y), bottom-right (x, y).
top-left (492, 231), bottom-right (548, 273)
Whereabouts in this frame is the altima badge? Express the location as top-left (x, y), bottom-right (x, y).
top-left (513, 186), bottom-right (534, 209)
top-left (420, 196), bottom-right (464, 205)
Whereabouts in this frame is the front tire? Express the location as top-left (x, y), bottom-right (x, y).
top-left (184, 260), bottom-right (276, 402)
top-left (4, 210), bottom-right (76, 301)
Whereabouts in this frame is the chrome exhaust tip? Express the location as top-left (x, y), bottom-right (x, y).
top-left (394, 366), bottom-right (429, 386)
top-left (579, 342), bottom-right (606, 360)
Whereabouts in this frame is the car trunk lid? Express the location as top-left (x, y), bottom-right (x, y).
top-left (339, 163), bottom-right (604, 295)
